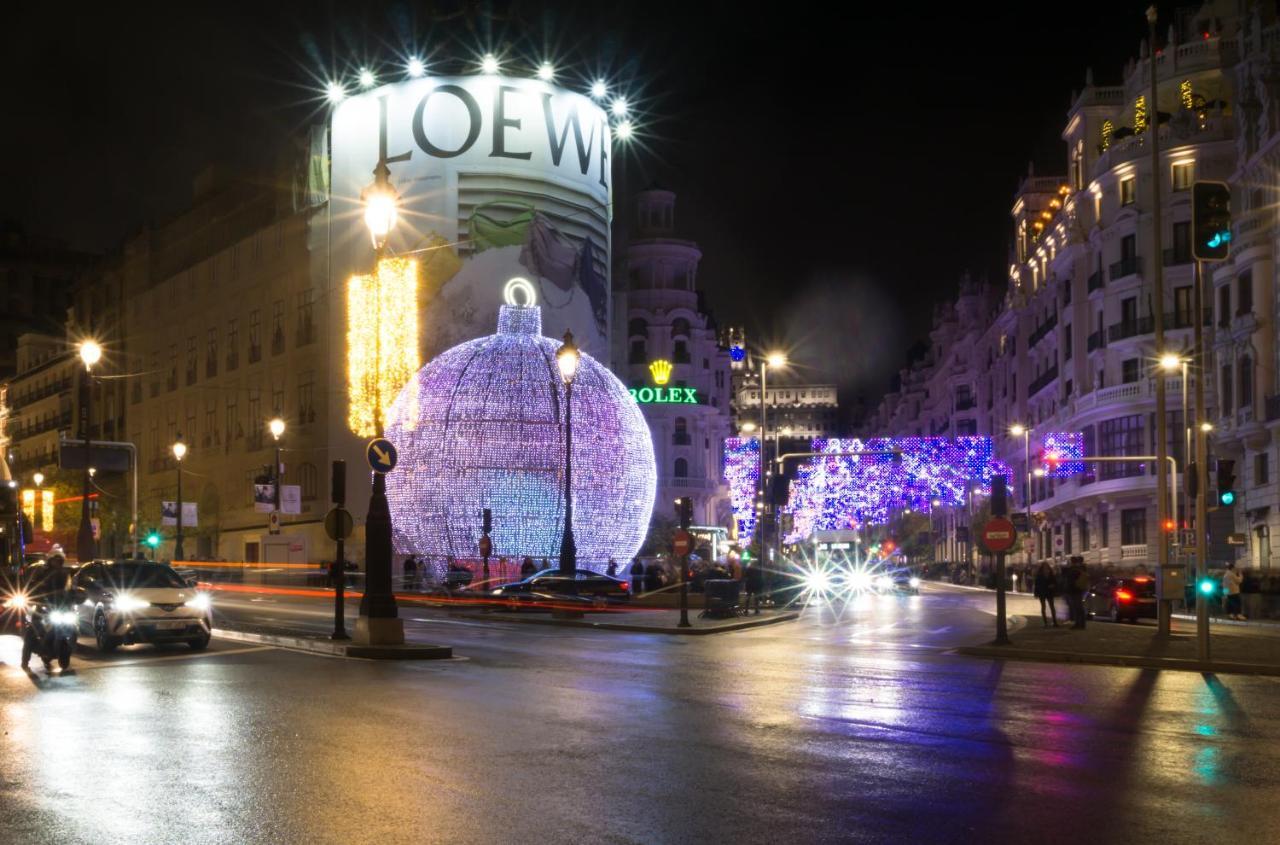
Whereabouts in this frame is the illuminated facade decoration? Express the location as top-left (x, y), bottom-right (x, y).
top-left (41, 490), bottom-right (53, 533)
top-left (630, 386), bottom-right (698, 404)
top-left (1101, 119), bottom-right (1113, 149)
top-left (21, 489), bottom-right (35, 529)
top-left (1134, 95), bottom-right (1147, 134)
top-left (648, 359), bottom-right (673, 385)
top-left (1039, 431), bottom-right (1084, 478)
top-left (782, 437), bottom-right (1011, 542)
top-left (346, 257), bottom-right (420, 437)
top-left (723, 437), bottom-right (760, 543)
top-left (384, 301), bottom-right (656, 578)
top-left (1180, 79), bottom-right (1194, 110)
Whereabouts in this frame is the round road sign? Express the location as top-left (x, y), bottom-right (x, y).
top-left (673, 530), bottom-right (693, 557)
top-left (324, 507), bottom-right (354, 541)
top-left (979, 517), bottom-right (1017, 554)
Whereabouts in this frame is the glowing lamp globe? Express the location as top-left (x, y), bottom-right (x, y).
top-left (383, 299), bottom-right (656, 578)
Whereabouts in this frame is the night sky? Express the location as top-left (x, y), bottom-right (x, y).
top-left (3, 1), bottom-right (1157, 412)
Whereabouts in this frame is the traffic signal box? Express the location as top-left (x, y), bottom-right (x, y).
top-left (1192, 181), bottom-right (1231, 262)
top-left (1216, 459), bottom-right (1237, 508)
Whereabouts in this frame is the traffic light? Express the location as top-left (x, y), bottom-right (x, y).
top-left (1198, 576), bottom-right (1217, 597)
top-left (1163, 518), bottom-right (1177, 533)
top-left (1192, 181), bottom-right (1231, 261)
top-left (1216, 459), bottom-right (1237, 507)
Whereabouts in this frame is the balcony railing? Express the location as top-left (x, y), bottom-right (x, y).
top-left (1028, 365), bottom-right (1059, 397)
top-left (9, 377), bottom-right (74, 409)
top-left (1168, 308), bottom-right (1212, 330)
top-left (1109, 256), bottom-right (1141, 281)
top-left (1087, 270), bottom-right (1104, 292)
top-left (1108, 316), bottom-right (1154, 342)
top-left (1028, 314), bottom-right (1058, 348)
top-left (1087, 329), bottom-right (1105, 352)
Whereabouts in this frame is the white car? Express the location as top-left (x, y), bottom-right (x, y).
top-left (72, 560), bottom-right (212, 652)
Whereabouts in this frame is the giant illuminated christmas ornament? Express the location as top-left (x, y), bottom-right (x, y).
top-left (781, 437), bottom-right (1011, 542)
top-left (724, 437), bottom-right (761, 544)
top-left (383, 280), bottom-right (656, 578)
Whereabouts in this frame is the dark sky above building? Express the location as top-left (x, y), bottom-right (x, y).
top-left (3, 0), bottom-right (1162, 408)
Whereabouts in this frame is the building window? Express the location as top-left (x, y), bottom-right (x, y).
top-left (167, 344), bottom-right (178, 391)
top-left (1121, 508), bottom-right (1146, 546)
top-left (206, 328), bottom-right (218, 378)
top-left (248, 310), bottom-right (262, 363)
top-left (1174, 285), bottom-right (1192, 327)
top-left (226, 394), bottom-right (240, 440)
top-left (1122, 359), bottom-right (1140, 384)
top-left (1221, 363), bottom-right (1233, 415)
top-left (1256, 453), bottom-right (1270, 486)
top-left (673, 340), bottom-right (690, 364)
top-left (298, 372), bottom-right (315, 423)
top-left (1172, 221), bottom-right (1191, 264)
top-left (628, 340), bottom-right (646, 364)
top-left (271, 385), bottom-right (285, 416)
top-left (674, 458), bottom-right (688, 478)
top-left (271, 300), bottom-right (285, 355)
top-left (1240, 356), bottom-right (1253, 408)
top-left (1099, 511), bottom-right (1109, 547)
top-left (1218, 286), bottom-right (1231, 328)
top-left (628, 318), bottom-right (647, 338)
top-left (186, 337), bottom-right (198, 386)
top-left (299, 462), bottom-right (318, 501)
top-left (1079, 517), bottom-right (1089, 551)
top-left (247, 389), bottom-right (262, 450)
top-left (227, 318), bottom-right (239, 371)
top-left (673, 417), bottom-right (691, 446)
top-left (1172, 161), bottom-right (1193, 191)
top-left (296, 289), bottom-right (315, 346)
top-left (1063, 330), bottom-right (1073, 361)
top-left (204, 406), bottom-right (217, 446)
top-left (671, 318), bottom-right (691, 338)
top-left (1120, 176), bottom-right (1136, 206)
top-left (1237, 271), bottom-right (1253, 315)
top-left (1098, 415), bottom-right (1144, 479)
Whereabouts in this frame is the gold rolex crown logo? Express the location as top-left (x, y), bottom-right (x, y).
top-left (649, 359), bottom-right (673, 385)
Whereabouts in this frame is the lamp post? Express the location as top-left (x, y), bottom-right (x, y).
top-left (269, 417), bottom-right (285, 532)
top-left (172, 434), bottom-right (187, 561)
top-left (758, 352), bottom-right (787, 578)
top-left (556, 331), bottom-right (580, 576)
top-left (355, 156), bottom-right (403, 645)
top-left (1160, 354), bottom-right (1189, 562)
top-left (1010, 424), bottom-right (1033, 567)
top-left (76, 339), bottom-right (102, 563)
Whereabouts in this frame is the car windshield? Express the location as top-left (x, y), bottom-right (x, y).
top-left (103, 564), bottom-right (186, 589)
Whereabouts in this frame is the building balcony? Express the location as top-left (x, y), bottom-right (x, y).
top-left (954, 397), bottom-right (976, 412)
top-left (1028, 315), bottom-right (1058, 348)
top-left (1163, 247), bottom-right (1193, 267)
top-left (1087, 270), bottom-right (1104, 293)
top-left (667, 478), bottom-right (716, 490)
top-left (1109, 256), bottom-right (1142, 282)
top-left (1108, 316), bottom-right (1153, 342)
top-left (1028, 365), bottom-right (1059, 397)
top-left (1121, 544), bottom-right (1150, 562)
top-left (1087, 329), bottom-right (1105, 352)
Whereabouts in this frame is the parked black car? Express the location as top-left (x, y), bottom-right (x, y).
top-left (491, 568), bottom-right (631, 602)
top-left (1085, 575), bottom-right (1157, 623)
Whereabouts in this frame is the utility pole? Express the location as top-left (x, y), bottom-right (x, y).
top-left (1147, 5), bottom-right (1172, 637)
top-left (1193, 260), bottom-right (1210, 662)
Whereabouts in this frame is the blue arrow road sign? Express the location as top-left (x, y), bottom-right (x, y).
top-left (366, 438), bottom-right (398, 473)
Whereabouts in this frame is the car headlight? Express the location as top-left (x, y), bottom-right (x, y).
top-left (909, 577), bottom-right (921, 588)
top-left (113, 594), bottom-right (150, 612)
top-left (3, 593), bottom-right (29, 611)
top-left (876, 576), bottom-right (893, 590)
top-left (184, 593), bottom-right (211, 612)
top-left (50, 610), bottom-right (77, 625)
top-left (490, 589), bottom-right (503, 596)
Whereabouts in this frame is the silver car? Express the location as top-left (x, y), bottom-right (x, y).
top-left (73, 561), bottom-right (212, 651)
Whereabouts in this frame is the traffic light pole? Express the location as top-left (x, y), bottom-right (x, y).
top-left (1193, 261), bottom-right (1210, 662)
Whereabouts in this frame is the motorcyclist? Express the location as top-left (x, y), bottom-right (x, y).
top-left (21, 551), bottom-right (76, 669)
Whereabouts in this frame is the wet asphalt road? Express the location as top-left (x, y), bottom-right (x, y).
top-left (1, 585), bottom-right (1278, 844)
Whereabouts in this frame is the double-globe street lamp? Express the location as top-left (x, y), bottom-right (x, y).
top-left (172, 434), bottom-right (187, 561)
top-left (76, 339), bottom-right (102, 563)
top-left (1009, 423), bottom-right (1033, 565)
top-left (758, 352), bottom-right (787, 576)
top-left (556, 331), bottom-right (581, 577)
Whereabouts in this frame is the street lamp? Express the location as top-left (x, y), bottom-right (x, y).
top-left (172, 434), bottom-right (187, 561)
top-left (759, 352), bottom-right (787, 571)
top-left (76, 338), bottom-right (102, 563)
top-left (1160, 353), bottom-right (1190, 557)
top-left (33, 472), bottom-right (43, 488)
top-left (556, 330), bottom-right (580, 576)
top-left (1010, 424), bottom-right (1033, 567)
top-left (268, 417), bottom-right (285, 531)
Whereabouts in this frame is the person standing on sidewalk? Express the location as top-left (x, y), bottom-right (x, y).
top-left (743, 561), bottom-right (763, 615)
top-left (1034, 560), bottom-right (1059, 627)
top-left (1224, 561), bottom-right (1245, 620)
top-left (1064, 555), bottom-right (1088, 629)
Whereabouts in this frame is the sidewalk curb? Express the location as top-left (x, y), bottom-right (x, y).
top-left (954, 644), bottom-right (1280, 676)
top-left (449, 610), bottom-right (800, 635)
top-left (1172, 613), bottom-right (1280, 631)
top-left (213, 628), bottom-right (453, 660)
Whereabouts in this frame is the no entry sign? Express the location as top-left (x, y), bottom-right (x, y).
top-left (673, 530), bottom-right (693, 557)
top-left (979, 518), bottom-right (1017, 554)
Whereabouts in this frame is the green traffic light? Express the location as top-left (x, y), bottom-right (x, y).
top-left (1220, 490), bottom-right (1236, 506)
top-left (145, 533), bottom-right (161, 548)
top-left (1198, 578), bottom-right (1216, 596)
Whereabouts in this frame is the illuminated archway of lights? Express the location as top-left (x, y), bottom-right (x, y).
top-left (763, 437), bottom-right (1012, 543)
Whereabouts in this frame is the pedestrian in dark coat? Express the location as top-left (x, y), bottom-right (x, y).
top-left (521, 557), bottom-right (536, 579)
top-left (1034, 561), bottom-right (1059, 627)
top-left (743, 562), bottom-right (764, 615)
top-left (1064, 555), bottom-right (1088, 629)
top-left (630, 558), bottom-right (645, 593)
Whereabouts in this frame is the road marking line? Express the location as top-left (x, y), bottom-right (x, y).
top-left (61, 645), bottom-right (273, 672)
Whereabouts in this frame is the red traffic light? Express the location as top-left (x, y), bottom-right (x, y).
top-left (1162, 519), bottom-right (1176, 533)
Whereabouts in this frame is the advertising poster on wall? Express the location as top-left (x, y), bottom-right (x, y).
top-left (326, 74), bottom-right (614, 366)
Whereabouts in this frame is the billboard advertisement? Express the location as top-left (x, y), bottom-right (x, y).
top-left (327, 75), bottom-right (613, 364)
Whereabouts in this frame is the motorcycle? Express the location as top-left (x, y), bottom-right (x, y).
top-left (5, 593), bottom-right (78, 672)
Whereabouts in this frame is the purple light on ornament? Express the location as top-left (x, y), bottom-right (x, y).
top-left (383, 303), bottom-right (656, 580)
top-left (723, 437), bottom-right (760, 544)
top-left (1040, 431), bottom-right (1084, 478)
